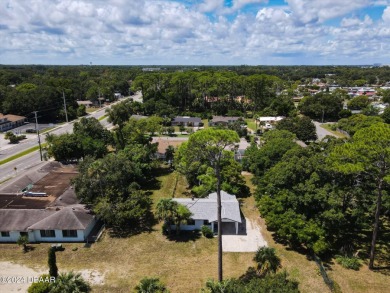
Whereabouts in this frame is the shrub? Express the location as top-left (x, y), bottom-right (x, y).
top-left (201, 225), bottom-right (214, 238)
top-left (27, 274), bottom-right (52, 293)
top-left (335, 255), bottom-right (362, 270)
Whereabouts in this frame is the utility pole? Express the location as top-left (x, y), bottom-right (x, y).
top-left (62, 90), bottom-right (68, 123)
top-left (98, 87), bottom-right (102, 108)
top-left (33, 111), bottom-right (43, 161)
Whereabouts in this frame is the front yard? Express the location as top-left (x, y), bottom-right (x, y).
top-left (0, 170), bottom-right (388, 292)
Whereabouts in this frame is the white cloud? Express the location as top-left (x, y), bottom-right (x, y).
top-left (286, 0), bottom-right (370, 24)
top-left (382, 6), bottom-right (390, 22)
top-left (232, 0), bottom-right (268, 11)
top-left (0, 0), bottom-right (390, 65)
top-left (198, 0), bottom-right (224, 13)
top-left (341, 15), bottom-right (373, 27)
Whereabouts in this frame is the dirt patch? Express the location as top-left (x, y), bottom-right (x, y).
top-left (0, 261), bottom-right (105, 292)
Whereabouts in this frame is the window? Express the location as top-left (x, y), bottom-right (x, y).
top-left (1, 231), bottom-right (10, 237)
top-left (40, 230), bottom-right (55, 238)
top-left (20, 232), bottom-right (28, 237)
top-left (203, 220), bottom-right (209, 225)
top-left (62, 230), bottom-right (78, 238)
top-left (186, 219), bottom-right (195, 225)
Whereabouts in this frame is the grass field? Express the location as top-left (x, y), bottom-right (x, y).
top-left (245, 119), bottom-right (257, 132)
top-left (0, 171), bottom-right (388, 292)
top-left (321, 124), bottom-right (348, 138)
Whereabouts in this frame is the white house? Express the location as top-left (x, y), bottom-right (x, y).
top-left (0, 205), bottom-right (97, 243)
top-left (172, 191), bottom-right (242, 235)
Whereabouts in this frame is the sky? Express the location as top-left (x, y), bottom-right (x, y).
top-left (1, 0), bottom-right (390, 65)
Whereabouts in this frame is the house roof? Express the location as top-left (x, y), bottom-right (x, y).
top-left (28, 206), bottom-right (95, 230)
top-left (172, 116), bottom-right (201, 123)
top-left (0, 209), bottom-right (55, 232)
top-left (210, 116), bottom-right (241, 123)
top-left (173, 191), bottom-right (241, 223)
top-left (76, 101), bottom-right (93, 106)
top-left (131, 115), bottom-right (148, 120)
top-left (0, 113), bottom-right (26, 122)
top-left (0, 205), bottom-right (95, 232)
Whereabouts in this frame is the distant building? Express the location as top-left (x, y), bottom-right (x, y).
top-left (209, 116), bottom-right (242, 126)
top-left (171, 116), bottom-right (201, 127)
top-left (0, 113), bottom-right (26, 132)
top-left (76, 100), bottom-right (93, 108)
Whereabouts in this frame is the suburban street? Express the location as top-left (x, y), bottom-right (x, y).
top-left (313, 121), bottom-right (338, 140)
top-left (0, 92), bottom-right (142, 184)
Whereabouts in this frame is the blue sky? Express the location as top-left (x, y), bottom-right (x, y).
top-left (1, 0), bottom-right (390, 65)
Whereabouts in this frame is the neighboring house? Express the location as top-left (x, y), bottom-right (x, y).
top-left (0, 113), bottom-right (27, 132)
top-left (209, 116), bottom-right (242, 126)
top-left (257, 116), bottom-right (285, 124)
top-left (76, 100), bottom-right (93, 108)
top-left (152, 138), bottom-right (184, 160)
top-left (171, 116), bottom-right (201, 127)
top-left (131, 114), bottom-right (148, 120)
top-left (172, 191), bottom-right (242, 235)
top-left (0, 205), bottom-right (97, 243)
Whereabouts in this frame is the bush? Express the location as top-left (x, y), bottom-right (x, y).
top-left (27, 274), bottom-right (52, 293)
top-left (335, 255), bottom-right (362, 270)
top-left (201, 225), bottom-right (214, 238)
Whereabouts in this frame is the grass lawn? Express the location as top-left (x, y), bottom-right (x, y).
top-left (245, 119), bottom-right (257, 132)
top-left (1, 170), bottom-right (388, 292)
top-left (0, 170), bottom-right (253, 293)
top-left (86, 107), bottom-right (101, 113)
top-left (321, 124), bottom-right (348, 138)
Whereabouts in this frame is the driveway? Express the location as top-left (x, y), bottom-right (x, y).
top-left (222, 217), bottom-right (267, 252)
top-left (314, 121), bottom-right (338, 140)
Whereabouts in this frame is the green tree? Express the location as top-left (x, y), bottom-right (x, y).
top-left (276, 116), bottom-right (317, 142)
top-left (134, 277), bottom-right (169, 293)
top-left (329, 123), bottom-right (390, 269)
top-left (382, 107), bottom-right (390, 124)
top-left (48, 247), bottom-right (58, 278)
top-left (184, 128), bottom-right (239, 281)
top-left (172, 204), bottom-right (193, 235)
top-left (348, 95), bottom-right (369, 110)
top-left (17, 235), bottom-right (29, 253)
top-left (155, 198), bottom-right (178, 235)
top-left (254, 247), bottom-right (281, 277)
top-left (50, 271), bottom-right (91, 293)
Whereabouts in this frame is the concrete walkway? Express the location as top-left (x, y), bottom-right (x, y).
top-left (222, 217), bottom-right (267, 252)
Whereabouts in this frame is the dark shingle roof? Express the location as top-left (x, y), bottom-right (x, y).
top-left (0, 205), bottom-right (95, 232)
top-left (172, 116), bottom-right (201, 123)
top-left (0, 209), bottom-right (55, 232)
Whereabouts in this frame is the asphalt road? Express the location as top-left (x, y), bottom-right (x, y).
top-left (0, 92), bottom-right (142, 184)
top-left (313, 121), bottom-right (338, 140)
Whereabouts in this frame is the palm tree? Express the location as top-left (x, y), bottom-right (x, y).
top-left (254, 246), bottom-right (281, 277)
top-left (172, 204), bottom-right (192, 235)
top-left (155, 199), bottom-right (178, 235)
top-left (50, 271), bottom-right (91, 293)
top-left (134, 277), bottom-right (169, 293)
top-left (17, 235), bottom-right (29, 253)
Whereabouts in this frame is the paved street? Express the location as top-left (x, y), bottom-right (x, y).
top-left (0, 92), bottom-right (142, 184)
top-left (314, 121), bottom-right (338, 140)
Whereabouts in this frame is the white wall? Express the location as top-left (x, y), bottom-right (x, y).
top-left (0, 231), bottom-right (21, 242)
top-left (171, 220), bottom-right (211, 231)
top-left (32, 229), bottom-right (85, 242)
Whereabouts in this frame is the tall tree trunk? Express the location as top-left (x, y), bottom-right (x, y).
top-left (369, 180), bottom-right (383, 269)
top-left (216, 168), bottom-right (223, 281)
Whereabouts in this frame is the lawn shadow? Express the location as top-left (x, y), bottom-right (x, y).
top-left (166, 230), bottom-right (201, 242)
